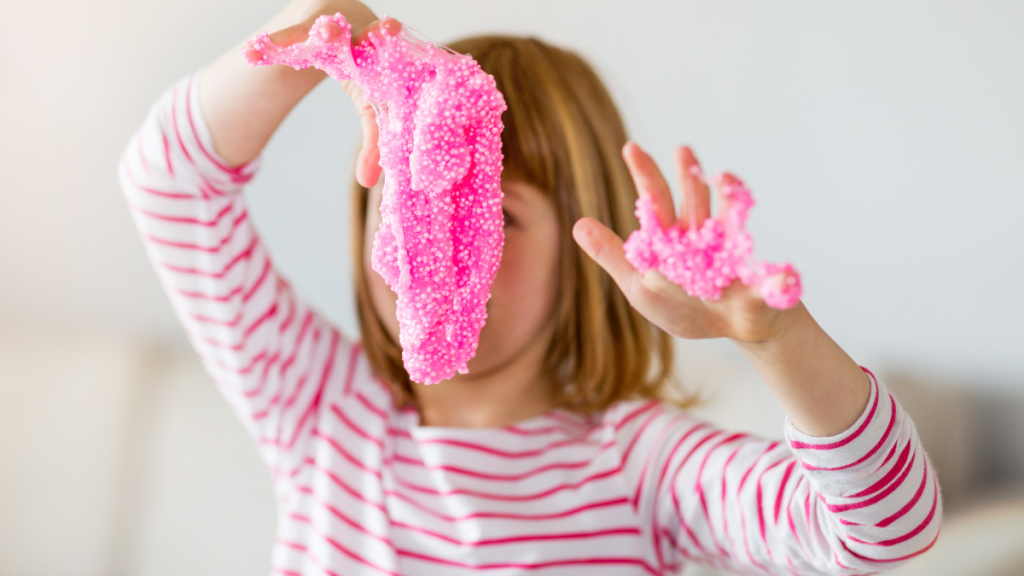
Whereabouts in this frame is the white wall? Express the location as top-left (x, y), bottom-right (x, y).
top-left (1, 0), bottom-right (1021, 385)
top-left (0, 331), bottom-right (147, 576)
top-left (2, 3), bottom-right (1023, 572)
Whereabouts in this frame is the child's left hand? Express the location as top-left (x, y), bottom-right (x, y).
top-left (573, 142), bottom-right (797, 344)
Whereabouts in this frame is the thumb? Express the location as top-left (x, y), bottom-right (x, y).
top-left (356, 110), bottom-right (381, 188)
top-left (342, 80), bottom-right (381, 188)
top-left (572, 217), bottom-right (640, 299)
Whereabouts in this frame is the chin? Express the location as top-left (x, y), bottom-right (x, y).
top-left (457, 316), bottom-right (547, 382)
top-left (451, 324), bottom-right (507, 381)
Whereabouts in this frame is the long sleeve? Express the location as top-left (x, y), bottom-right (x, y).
top-left (118, 73), bottom-right (358, 491)
top-left (622, 368), bottom-right (941, 575)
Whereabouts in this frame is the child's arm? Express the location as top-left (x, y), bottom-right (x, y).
top-left (574, 142), bottom-right (868, 436)
top-left (618, 372), bottom-right (938, 574)
top-left (577, 143), bottom-right (940, 571)
top-left (199, 0), bottom-right (382, 186)
top-left (118, 0), bottom-right (382, 489)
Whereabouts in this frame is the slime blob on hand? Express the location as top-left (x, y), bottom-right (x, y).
top-left (244, 14), bottom-right (507, 384)
top-left (623, 172), bottom-right (802, 310)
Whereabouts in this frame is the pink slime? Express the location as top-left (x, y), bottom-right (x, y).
top-left (622, 171), bottom-right (802, 310)
top-left (243, 14), bottom-right (507, 384)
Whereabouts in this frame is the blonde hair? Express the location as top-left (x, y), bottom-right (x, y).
top-left (353, 35), bottom-right (690, 413)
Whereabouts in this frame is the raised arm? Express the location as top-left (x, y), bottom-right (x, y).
top-left (576, 142), bottom-right (941, 572)
top-left (118, 0), bottom-right (384, 488)
top-left (199, 0), bottom-right (382, 186)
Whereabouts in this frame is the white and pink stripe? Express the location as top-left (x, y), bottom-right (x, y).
top-left (119, 73), bottom-right (941, 576)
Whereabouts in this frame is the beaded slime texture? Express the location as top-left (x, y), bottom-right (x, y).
top-left (244, 14), bottom-right (507, 384)
top-left (622, 172), bottom-right (802, 310)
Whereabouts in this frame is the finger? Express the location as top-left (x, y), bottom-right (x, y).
top-left (675, 146), bottom-right (711, 230)
top-left (356, 113), bottom-right (381, 187)
top-left (268, 23), bottom-right (312, 47)
top-left (353, 16), bottom-right (403, 45)
top-left (340, 79), bottom-right (381, 187)
top-left (622, 141), bottom-right (676, 229)
top-left (757, 267), bottom-right (802, 311)
top-left (714, 172), bottom-right (745, 225)
top-left (572, 217), bottom-right (640, 298)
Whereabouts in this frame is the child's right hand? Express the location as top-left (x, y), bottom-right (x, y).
top-left (264, 1), bottom-right (400, 188)
top-left (199, 0), bottom-right (396, 174)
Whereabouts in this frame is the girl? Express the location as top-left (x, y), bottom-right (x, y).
top-left (119, 1), bottom-right (941, 574)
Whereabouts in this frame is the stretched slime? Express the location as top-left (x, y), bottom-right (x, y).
top-left (623, 172), bottom-right (802, 310)
top-left (244, 15), bottom-right (507, 384)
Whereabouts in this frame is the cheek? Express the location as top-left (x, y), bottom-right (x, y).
top-left (366, 229), bottom-right (560, 348)
top-left (495, 238), bottom-right (557, 301)
top-left (487, 225), bottom-right (561, 336)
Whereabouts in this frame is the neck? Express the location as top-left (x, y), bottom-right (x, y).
top-left (412, 326), bottom-right (555, 428)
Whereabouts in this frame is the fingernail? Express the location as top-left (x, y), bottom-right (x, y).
top-left (574, 219), bottom-right (592, 240)
top-left (381, 17), bottom-right (402, 35)
top-left (688, 163), bottom-right (706, 184)
top-left (320, 21), bottom-right (343, 42)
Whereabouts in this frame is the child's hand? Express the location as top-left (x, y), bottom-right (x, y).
top-left (573, 142), bottom-right (796, 344)
top-left (263, 1), bottom-right (401, 187)
top-left (577, 143), bottom-right (870, 436)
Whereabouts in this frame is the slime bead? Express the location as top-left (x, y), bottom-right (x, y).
top-left (243, 14), bottom-right (507, 383)
top-left (622, 174), bottom-right (802, 310)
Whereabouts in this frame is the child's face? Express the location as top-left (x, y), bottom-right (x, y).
top-left (363, 177), bottom-right (562, 383)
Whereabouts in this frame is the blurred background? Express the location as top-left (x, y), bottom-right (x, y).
top-left (1, 0), bottom-right (1022, 575)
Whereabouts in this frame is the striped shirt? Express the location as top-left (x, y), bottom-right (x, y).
top-left (119, 73), bottom-right (941, 576)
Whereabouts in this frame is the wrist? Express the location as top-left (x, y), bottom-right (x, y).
top-left (729, 302), bottom-right (811, 353)
top-left (730, 303), bottom-right (870, 437)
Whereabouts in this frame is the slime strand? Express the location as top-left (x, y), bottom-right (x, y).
top-left (244, 14), bottom-right (507, 384)
top-left (623, 173), bottom-right (802, 310)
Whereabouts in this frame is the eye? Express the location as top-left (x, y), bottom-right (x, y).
top-left (502, 208), bottom-right (514, 228)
